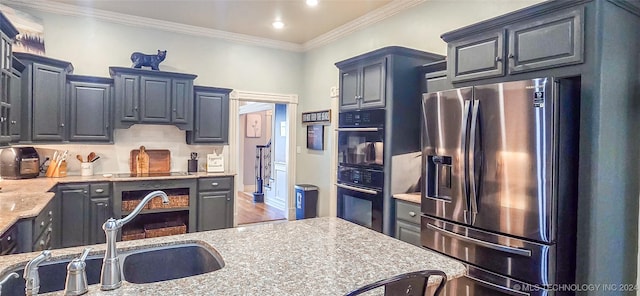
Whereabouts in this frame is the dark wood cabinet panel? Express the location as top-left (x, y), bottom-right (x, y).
top-left (507, 7), bottom-right (584, 74)
top-left (8, 58), bottom-right (23, 142)
top-left (13, 52), bottom-right (73, 142)
top-left (116, 74), bottom-right (139, 123)
top-left (197, 176), bottom-right (234, 231)
top-left (448, 31), bottom-right (505, 82)
top-left (89, 197), bottom-right (111, 244)
top-left (140, 76), bottom-right (171, 123)
top-left (338, 67), bottom-right (359, 111)
top-left (110, 67), bottom-right (197, 130)
top-left (59, 184), bottom-right (89, 248)
top-left (67, 76), bottom-right (113, 142)
top-left (186, 86), bottom-right (231, 144)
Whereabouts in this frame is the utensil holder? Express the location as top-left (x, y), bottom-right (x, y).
top-left (81, 162), bottom-right (93, 176)
top-left (188, 159), bottom-right (198, 173)
top-left (52, 161), bottom-right (67, 178)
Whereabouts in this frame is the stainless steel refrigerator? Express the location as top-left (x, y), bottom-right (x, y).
top-left (420, 78), bottom-right (580, 296)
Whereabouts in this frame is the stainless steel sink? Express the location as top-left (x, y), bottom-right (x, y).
top-left (0, 242), bottom-right (224, 294)
top-left (0, 256), bottom-right (103, 295)
top-left (122, 243), bottom-right (224, 284)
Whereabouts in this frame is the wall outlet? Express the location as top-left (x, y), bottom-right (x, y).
top-left (330, 86), bottom-right (339, 98)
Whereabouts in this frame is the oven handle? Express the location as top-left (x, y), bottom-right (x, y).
top-left (336, 127), bottom-right (381, 132)
top-left (426, 223), bottom-right (532, 257)
top-left (336, 183), bottom-right (379, 195)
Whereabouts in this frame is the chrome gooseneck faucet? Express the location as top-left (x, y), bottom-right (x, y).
top-left (24, 250), bottom-right (52, 296)
top-left (100, 190), bottom-right (169, 291)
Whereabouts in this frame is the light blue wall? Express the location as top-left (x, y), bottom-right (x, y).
top-left (13, 8), bottom-right (304, 93)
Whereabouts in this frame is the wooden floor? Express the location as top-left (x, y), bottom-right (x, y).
top-left (236, 191), bottom-right (286, 225)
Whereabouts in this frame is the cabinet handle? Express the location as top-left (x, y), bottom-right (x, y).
top-left (172, 109), bottom-right (177, 112)
top-left (495, 56), bottom-right (502, 62)
top-left (83, 190), bottom-right (88, 194)
top-left (408, 211), bottom-right (416, 217)
top-left (40, 221), bottom-right (45, 227)
top-left (508, 53), bottom-right (515, 59)
top-left (211, 182), bottom-right (219, 186)
top-left (134, 106), bottom-right (139, 111)
top-left (6, 236), bottom-right (10, 241)
top-left (60, 123), bottom-right (65, 127)
top-left (95, 189), bottom-right (105, 193)
top-left (226, 197), bottom-right (230, 201)
top-left (48, 210), bottom-right (52, 216)
top-left (39, 240), bottom-right (45, 247)
top-left (10, 120), bottom-right (15, 124)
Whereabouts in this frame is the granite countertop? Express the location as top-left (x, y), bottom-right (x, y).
top-left (393, 192), bottom-right (421, 204)
top-left (0, 217), bottom-right (466, 295)
top-left (0, 172), bottom-right (235, 234)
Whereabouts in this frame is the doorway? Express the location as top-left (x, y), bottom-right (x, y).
top-left (230, 90), bottom-right (298, 226)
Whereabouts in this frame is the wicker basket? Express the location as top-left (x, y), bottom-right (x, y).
top-left (144, 221), bottom-right (187, 238)
top-left (149, 194), bottom-right (189, 209)
top-left (121, 199), bottom-right (151, 211)
top-left (122, 228), bottom-right (145, 241)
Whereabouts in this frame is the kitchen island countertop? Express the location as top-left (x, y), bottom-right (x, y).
top-left (0, 217), bottom-right (465, 295)
top-left (0, 172), bottom-right (235, 234)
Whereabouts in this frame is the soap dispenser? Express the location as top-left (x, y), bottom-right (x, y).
top-left (64, 247), bottom-right (92, 296)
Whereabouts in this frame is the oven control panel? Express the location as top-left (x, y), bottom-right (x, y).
top-left (338, 166), bottom-right (383, 190)
top-left (339, 109), bottom-right (385, 127)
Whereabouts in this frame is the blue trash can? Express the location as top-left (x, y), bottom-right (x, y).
top-left (295, 184), bottom-right (318, 219)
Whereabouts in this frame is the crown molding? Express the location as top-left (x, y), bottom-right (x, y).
top-left (302, 0), bottom-right (426, 51)
top-left (2, 0), bottom-right (422, 53)
top-left (2, 0), bottom-right (305, 52)
top-left (230, 90), bottom-right (298, 104)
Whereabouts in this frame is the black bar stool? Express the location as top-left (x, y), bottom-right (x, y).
top-left (344, 270), bottom-right (447, 296)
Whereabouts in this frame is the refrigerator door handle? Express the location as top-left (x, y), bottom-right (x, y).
top-left (465, 275), bottom-right (531, 296)
top-left (461, 100), bottom-right (472, 222)
top-left (469, 99), bottom-right (481, 222)
top-left (426, 223), bottom-right (532, 257)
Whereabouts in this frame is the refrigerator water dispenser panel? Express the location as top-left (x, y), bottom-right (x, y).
top-left (427, 155), bottom-right (453, 199)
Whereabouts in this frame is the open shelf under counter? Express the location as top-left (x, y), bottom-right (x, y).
top-left (121, 207), bottom-right (191, 216)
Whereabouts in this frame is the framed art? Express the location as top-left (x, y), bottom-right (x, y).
top-left (246, 113), bottom-right (262, 138)
top-left (307, 124), bottom-right (324, 150)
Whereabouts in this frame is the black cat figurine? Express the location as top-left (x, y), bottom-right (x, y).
top-left (130, 50), bottom-right (167, 70)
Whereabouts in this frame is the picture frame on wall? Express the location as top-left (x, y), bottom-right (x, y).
top-left (307, 125), bottom-right (324, 150)
top-left (246, 113), bottom-right (262, 138)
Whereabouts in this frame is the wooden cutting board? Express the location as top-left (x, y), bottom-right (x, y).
top-left (130, 147), bottom-right (171, 174)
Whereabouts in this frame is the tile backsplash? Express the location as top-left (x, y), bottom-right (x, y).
top-left (8, 125), bottom-right (229, 176)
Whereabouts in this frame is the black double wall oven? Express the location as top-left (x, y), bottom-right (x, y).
top-left (337, 109), bottom-right (385, 232)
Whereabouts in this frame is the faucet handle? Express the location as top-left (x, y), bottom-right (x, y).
top-left (0, 272), bottom-right (19, 296)
top-left (64, 248), bottom-right (92, 296)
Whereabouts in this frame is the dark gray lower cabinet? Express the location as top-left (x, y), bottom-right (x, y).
top-left (67, 75), bottom-right (113, 142)
top-left (186, 86), bottom-right (232, 144)
top-left (394, 199), bottom-right (421, 247)
top-left (197, 177), bottom-right (234, 231)
top-left (89, 198), bottom-right (110, 244)
top-left (59, 184), bottom-right (89, 248)
top-left (58, 182), bottom-right (112, 248)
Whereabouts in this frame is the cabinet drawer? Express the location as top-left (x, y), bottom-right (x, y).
top-left (0, 225), bottom-right (18, 255)
top-left (396, 200), bottom-right (420, 224)
top-left (32, 201), bottom-right (54, 241)
top-left (396, 220), bottom-right (421, 247)
top-left (507, 7), bottom-right (584, 74)
top-left (90, 183), bottom-right (111, 197)
top-left (198, 177), bottom-right (233, 192)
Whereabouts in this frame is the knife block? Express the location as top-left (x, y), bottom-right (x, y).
top-left (48, 160), bottom-right (67, 178)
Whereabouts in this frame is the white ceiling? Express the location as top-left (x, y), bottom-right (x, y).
top-left (45, 0), bottom-right (395, 45)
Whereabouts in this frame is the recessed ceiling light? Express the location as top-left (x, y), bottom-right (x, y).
top-left (272, 20), bottom-right (284, 29)
top-left (306, 0), bottom-right (318, 7)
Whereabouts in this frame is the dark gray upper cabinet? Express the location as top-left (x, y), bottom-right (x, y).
top-left (444, 6), bottom-right (584, 82)
top-left (140, 76), bottom-right (171, 123)
top-left (0, 18), bottom-right (18, 146)
top-left (8, 57), bottom-right (23, 143)
top-left (110, 67), bottom-right (196, 130)
top-left (186, 86), bottom-right (232, 144)
top-left (67, 75), bottom-right (113, 142)
top-left (335, 47), bottom-right (444, 111)
top-left (337, 57), bottom-right (386, 111)
top-left (14, 52), bottom-right (73, 142)
top-left (197, 176), bottom-right (234, 231)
